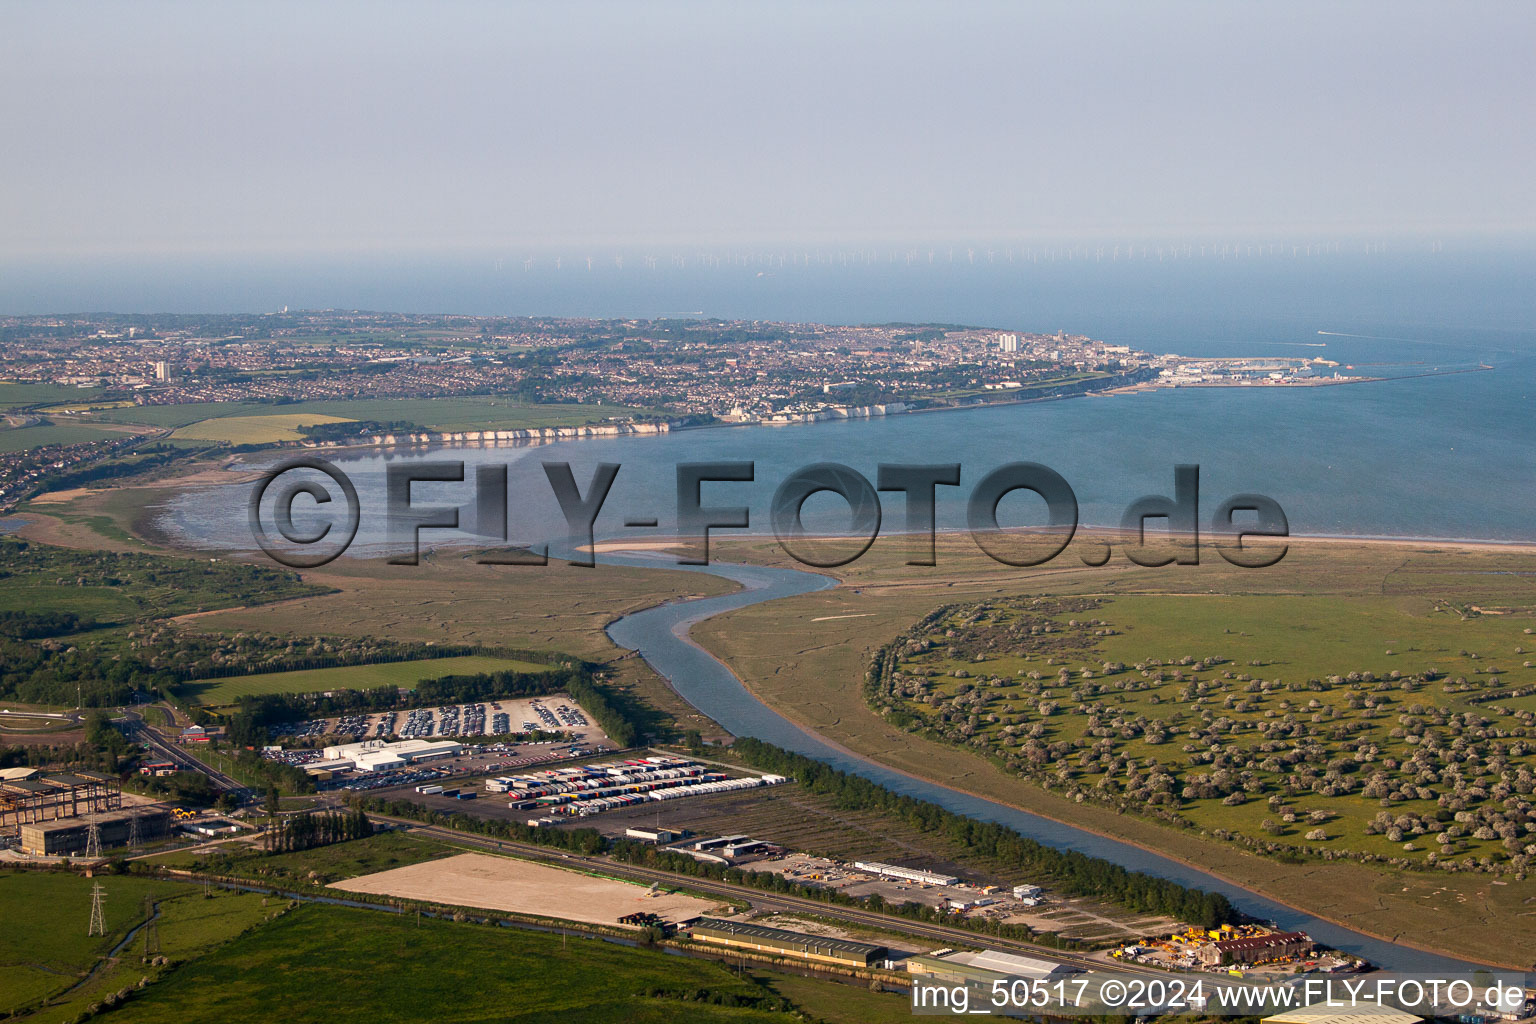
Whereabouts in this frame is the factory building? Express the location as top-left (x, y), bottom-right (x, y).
top-left (906, 948), bottom-right (1078, 984)
top-left (20, 807), bottom-right (172, 856)
top-left (1198, 931), bottom-right (1314, 966)
top-left (852, 861), bottom-right (960, 886)
top-left (320, 739), bottom-right (462, 772)
top-left (1262, 1003), bottom-right (1423, 1024)
top-left (0, 770), bottom-right (121, 828)
top-left (689, 918), bottom-right (888, 968)
top-left (624, 827), bottom-right (683, 843)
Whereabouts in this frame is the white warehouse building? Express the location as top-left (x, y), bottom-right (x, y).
top-left (321, 738), bottom-right (463, 772)
top-left (852, 861), bottom-right (960, 886)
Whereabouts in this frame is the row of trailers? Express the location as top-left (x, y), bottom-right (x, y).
top-left (482, 756), bottom-right (788, 818)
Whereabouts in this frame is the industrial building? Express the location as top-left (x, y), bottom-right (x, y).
top-left (689, 918), bottom-right (888, 968)
top-left (1198, 930), bottom-right (1313, 966)
top-left (320, 738), bottom-right (463, 772)
top-left (19, 807), bottom-right (172, 856)
top-left (852, 861), bottom-right (960, 886)
top-left (0, 770), bottom-right (121, 828)
top-left (906, 948), bottom-right (1078, 984)
top-left (624, 827), bottom-right (683, 843)
top-left (1262, 1003), bottom-right (1423, 1024)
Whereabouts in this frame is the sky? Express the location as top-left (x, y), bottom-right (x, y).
top-left (2, 0), bottom-right (1533, 259)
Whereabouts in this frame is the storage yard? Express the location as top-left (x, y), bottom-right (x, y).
top-left (375, 754), bottom-right (789, 822)
top-left (1113, 924), bottom-right (1361, 974)
top-left (498, 755), bottom-right (787, 821)
top-left (266, 739), bottom-right (607, 792)
top-left (329, 852), bottom-right (723, 927)
top-left (571, 779), bottom-right (1180, 943)
top-left (269, 695), bottom-right (609, 748)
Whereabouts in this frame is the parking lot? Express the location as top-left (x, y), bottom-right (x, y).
top-left (267, 695), bottom-right (607, 748)
top-left (310, 741), bottom-right (613, 793)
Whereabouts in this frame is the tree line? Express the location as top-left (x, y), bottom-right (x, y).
top-left (267, 808), bottom-right (372, 853)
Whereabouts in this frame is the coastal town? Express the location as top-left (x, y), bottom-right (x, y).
top-left (0, 312), bottom-right (1347, 511)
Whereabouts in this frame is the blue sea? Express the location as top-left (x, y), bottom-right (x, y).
top-left (21, 241), bottom-right (1525, 548)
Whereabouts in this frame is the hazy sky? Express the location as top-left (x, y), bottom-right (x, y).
top-left (3, 1), bottom-right (1533, 257)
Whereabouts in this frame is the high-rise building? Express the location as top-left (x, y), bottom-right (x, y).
top-left (153, 360), bottom-right (172, 381)
top-left (997, 333), bottom-right (1019, 353)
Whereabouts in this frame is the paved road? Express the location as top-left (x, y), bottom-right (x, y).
top-left (119, 709), bottom-right (251, 799)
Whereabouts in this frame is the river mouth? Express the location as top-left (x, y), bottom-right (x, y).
top-left (597, 550), bottom-right (1491, 973)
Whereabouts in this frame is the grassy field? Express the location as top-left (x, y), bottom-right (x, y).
top-left (0, 537), bottom-right (327, 623)
top-left (874, 590), bottom-right (1535, 864)
top-left (142, 830), bottom-right (456, 884)
top-left (753, 972), bottom-right (912, 1024)
top-left (688, 533), bottom-right (1536, 967)
top-left (107, 903), bottom-right (805, 1024)
top-left (180, 654), bottom-right (554, 705)
top-left (189, 549), bottom-right (739, 741)
top-left (0, 873), bottom-right (179, 1013)
top-left (171, 413), bottom-right (354, 444)
top-left (95, 396), bottom-right (654, 432)
top-left (0, 421), bottom-right (123, 453)
top-left (0, 864), bottom-right (894, 1023)
top-left (0, 382), bottom-right (105, 409)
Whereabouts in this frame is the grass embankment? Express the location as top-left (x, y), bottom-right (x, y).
top-left (691, 533), bottom-right (1536, 968)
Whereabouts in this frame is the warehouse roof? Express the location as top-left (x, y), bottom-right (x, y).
top-left (1263, 1002), bottom-right (1421, 1024)
top-left (1214, 931), bottom-right (1310, 952)
top-left (3, 780), bottom-right (56, 794)
top-left (940, 949), bottom-right (1077, 977)
top-left (20, 806), bottom-right (170, 835)
top-left (691, 918), bottom-right (887, 959)
top-left (42, 773), bottom-right (93, 787)
top-left (73, 770), bottom-right (119, 783)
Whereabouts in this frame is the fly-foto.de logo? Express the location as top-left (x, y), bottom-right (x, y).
top-left (248, 458), bottom-right (1288, 570)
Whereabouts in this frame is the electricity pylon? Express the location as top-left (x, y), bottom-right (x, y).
top-left (88, 882), bottom-right (106, 937)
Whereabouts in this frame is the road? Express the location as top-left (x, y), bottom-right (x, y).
top-left (118, 708), bottom-right (251, 800)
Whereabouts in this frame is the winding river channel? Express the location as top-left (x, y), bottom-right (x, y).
top-left (600, 551), bottom-right (1488, 974)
